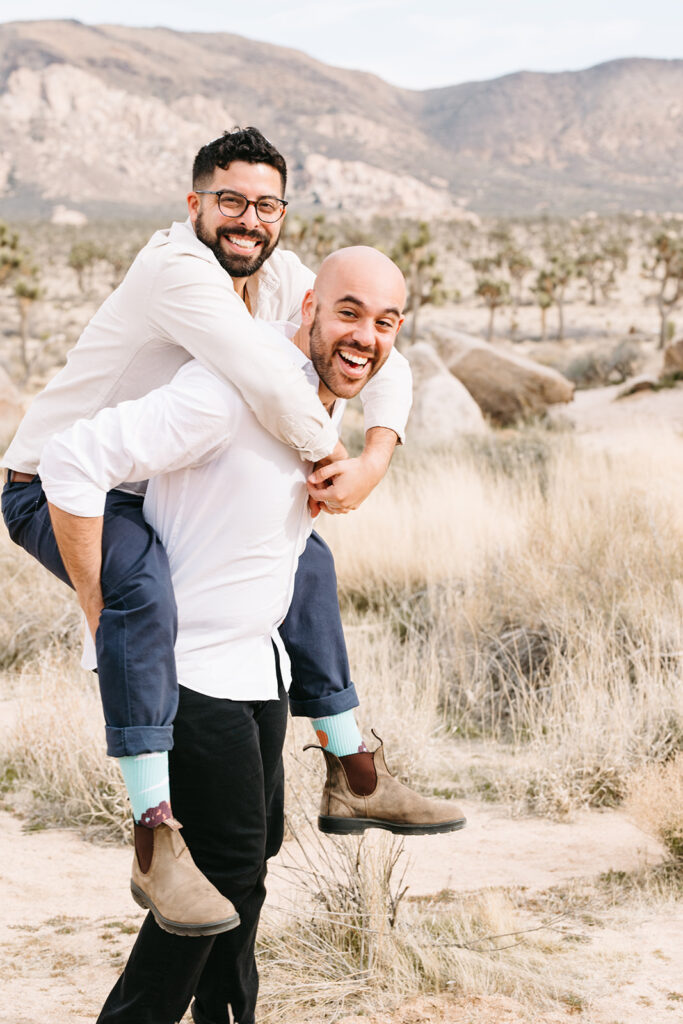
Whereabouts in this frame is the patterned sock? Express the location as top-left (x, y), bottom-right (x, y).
top-left (118, 752), bottom-right (172, 827)
top-left (311, 709), bottom-right (368, 756)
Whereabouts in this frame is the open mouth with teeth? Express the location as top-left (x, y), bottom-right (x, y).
top-left (219, 231), bottom-right (265, 255)
top-left (336, 348), bottom-right (372, 378)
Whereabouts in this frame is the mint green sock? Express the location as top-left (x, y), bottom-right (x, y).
top-left (118, 752), bottom-right (171, 825)
top-left (311, 709), bottom-right (367, 757)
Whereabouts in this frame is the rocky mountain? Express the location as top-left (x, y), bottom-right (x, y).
top-left (0, 19), bottom-right (681, 218)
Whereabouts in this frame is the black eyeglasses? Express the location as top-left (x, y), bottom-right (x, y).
top-left (195, 190), bottom-right (288, 223)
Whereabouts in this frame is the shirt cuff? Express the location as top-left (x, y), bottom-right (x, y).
top-left (280, 415), bottom-right (339, 462)
top-left (361, 408), bottom-right (407, 446)
top-left (38, 475), bottom-right (108, 518)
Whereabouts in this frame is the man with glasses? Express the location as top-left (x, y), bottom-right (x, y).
top-left (2, 129), bottom-right (463, 940)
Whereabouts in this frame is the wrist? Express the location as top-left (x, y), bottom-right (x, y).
top-left (359, 447), bottom-right (388, 482)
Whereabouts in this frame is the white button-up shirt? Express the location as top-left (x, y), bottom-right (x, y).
top-left (39, 323), bottom-right (344, 700)
top-left (4, 220), bottom-right (412, 477)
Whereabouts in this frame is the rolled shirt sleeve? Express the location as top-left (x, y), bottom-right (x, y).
top-left (38, 363), bottom-right (241, 517)
top-left (147, 253), bottom-right (338, 462)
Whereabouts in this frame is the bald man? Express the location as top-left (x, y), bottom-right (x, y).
top-left (38, 246), bottom-right (421, 1024)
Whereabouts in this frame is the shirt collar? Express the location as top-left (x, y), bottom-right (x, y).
top-left (150, 219), bottom-right (236, 282)
top-left (246, 257), bottom-right (280, 307)
top-left (268, 321), bottom-right (317, 388)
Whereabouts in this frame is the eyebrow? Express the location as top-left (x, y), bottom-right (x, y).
top-left (335, 294), bottom-right (402, 319)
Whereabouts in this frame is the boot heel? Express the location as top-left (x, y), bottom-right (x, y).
top-left (130, 881), bottom-right (150, 910)
top-left (318, 815), bottom-right (368, 835)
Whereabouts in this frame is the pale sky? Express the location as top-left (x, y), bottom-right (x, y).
top-left (1, 1), bottom-right (681, 90)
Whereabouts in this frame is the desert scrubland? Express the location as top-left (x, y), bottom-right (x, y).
top-left (1, 213), bottom-right (683, 1023)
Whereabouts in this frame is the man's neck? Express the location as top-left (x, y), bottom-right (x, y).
top-left (231, 276), bottom-right (249, 306)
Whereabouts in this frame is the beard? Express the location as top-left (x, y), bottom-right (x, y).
top-left (194, 211), bottom-right (280, 278)
top-left (309, 310), bottom-right (384, 400)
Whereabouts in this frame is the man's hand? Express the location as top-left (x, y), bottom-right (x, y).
top-left (47, 502), bottom-right (105, 641)
top-left (307, 439), bottom-right (348, 516)
top-left (307, 427), bottom-right (398, 514)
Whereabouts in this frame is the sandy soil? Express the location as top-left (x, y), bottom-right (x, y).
top-left (1, 800), bottom-right (680, 1024)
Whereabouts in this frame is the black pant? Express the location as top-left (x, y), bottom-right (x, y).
top-left (97, 679), bottom-right (289, 1024)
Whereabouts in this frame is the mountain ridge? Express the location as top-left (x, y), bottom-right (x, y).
top-left (0, 20), bottom-right (681, 217)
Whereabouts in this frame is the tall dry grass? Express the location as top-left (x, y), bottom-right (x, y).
top-left (627, 752), bottom-right (683, 867)
top-left (321, 424), bottom-right (683, 814)
top-left (257, 814), bottom-right (581, 1023)
top-left (3, 424), bottom-right (682, 821)
top-left (0, 531), bottom-right (81, 670)
top-left (0, 647), bottom-right (129, 840)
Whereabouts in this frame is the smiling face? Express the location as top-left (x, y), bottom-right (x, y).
top-left (188, 160), bottom-right (285, 278)
top-left (300, 247), bottom-right (406, 403)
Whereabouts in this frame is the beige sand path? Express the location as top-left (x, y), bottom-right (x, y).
top-left (0, 802), bottom-right (677, 1024)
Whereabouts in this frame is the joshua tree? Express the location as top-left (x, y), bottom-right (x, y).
top-left (282, 213), bottom-right (339, 271)
top-left (0, 222), bottom-right (22, 285)
top-left (14, 275), bottom-right (41, 381)
top-left (104, 243), bottom-right (137, 290)
top-left (574, 222), bottom-right (630, 305)
top-left (474, 277), bottom-right (510, 342)
top-left (533, 269), bottom-right (555, 342)
top-left (643, 230), bottom-right (683, 348)
top-left (391, 222), bottom-right (445, 345)
top-left (0, 221), bottom-right (42, 381)
top-left (68, 240), bottom-right (104, 295)
top-left (502, 245), bottom-right (533, 314)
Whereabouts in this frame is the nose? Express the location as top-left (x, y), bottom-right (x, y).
top-left (352, 317), bottom-right (375, 347)
top-left (236, 203), bottom-right (260, 230)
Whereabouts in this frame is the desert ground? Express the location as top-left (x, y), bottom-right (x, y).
top-left (1, 212), bottom-right (682, 1023)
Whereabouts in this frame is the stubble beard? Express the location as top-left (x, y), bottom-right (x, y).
top-left (308, 311), bottom-right (380, 400)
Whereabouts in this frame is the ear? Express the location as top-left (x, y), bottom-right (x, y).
top-left (300, 288), bottom-right (316, 326)
top-left (187, 191), bottom-right (200, 224)
top-left (395, 315), bottom-right (405, 335)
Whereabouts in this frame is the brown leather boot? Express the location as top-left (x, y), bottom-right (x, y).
top-left (130, 818), bottom-right (240, 936)
top-left (310, 737), bottom-right (467, 836)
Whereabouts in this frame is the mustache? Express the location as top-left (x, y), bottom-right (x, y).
top-left (216, 225), bottom-right (267, 243)
top-left (335, 342), bottom-right (376, 359)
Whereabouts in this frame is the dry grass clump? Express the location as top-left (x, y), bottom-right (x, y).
top-left (626, 753), bottom-right (683, 867)
top-left (0, 529), bottom-right (81, 669)
top-left (258, 822), bottom-right (575, 1023)
top-left (0, 649), bottom-right (129, 841)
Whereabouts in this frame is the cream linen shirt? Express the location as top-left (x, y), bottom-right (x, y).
top-left (38, 322), bottom-right (345, 700)
top-left (3, 220), bottom-right (412, 477)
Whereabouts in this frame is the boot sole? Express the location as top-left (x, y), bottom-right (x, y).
top-left (130, 881), bottom-right (241, 937)
top-left (318, 815), bottom-right (467, 836)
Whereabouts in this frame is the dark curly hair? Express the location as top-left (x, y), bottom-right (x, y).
top-left (192, 127), bottom-right (287, 194)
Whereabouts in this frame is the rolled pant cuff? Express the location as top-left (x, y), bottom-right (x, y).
top-left (287, 682), bottom-right (359, 719)
top-left (105, 725), bottom-right (174, 758)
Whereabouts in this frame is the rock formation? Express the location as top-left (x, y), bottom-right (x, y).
top-left (404, 342), bottom-right (488, 444)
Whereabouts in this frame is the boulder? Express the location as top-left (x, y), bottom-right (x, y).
top-left (431, 327), bottom-right (574, 425)
top-left (404, 342), bottom-right (488, 444)
top-left (0, 366), bottom-right (24, 443)
top-left (662, 338), bottom-right (683, 377)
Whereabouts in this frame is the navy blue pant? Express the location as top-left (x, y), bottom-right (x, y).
top-left (1, 477), bottom-right (358, 756)
top-left (98, 679), bottom-right (289, 1024)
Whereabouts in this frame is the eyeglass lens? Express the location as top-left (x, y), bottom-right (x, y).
top-left (217, 192), bottom-right (284, 222)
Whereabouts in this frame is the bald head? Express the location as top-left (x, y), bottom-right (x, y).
top-left (315, 246), bottom-right (407, 313)
top-left (296, 246), bottom-right (406, 405)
